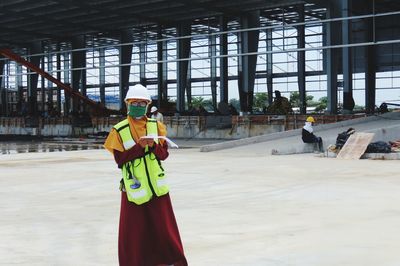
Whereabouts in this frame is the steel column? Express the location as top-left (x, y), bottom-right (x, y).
top-left (63, 52), bottom-right (70, 115)
top-left (209, 33), bottom-right (217, 111)
top-left (16, 64), bottom-right (23, 111)
top-left (219, 17), bottom-right (229, 104)
top-left (47, 53), bottom-right (53, 105)
top-left (297, 5), bottom-right (306, 114)
top-left (27, 42), bottom-right (42, 116)
top-left (157, 27), bottom-right (168, 108)
top-left (326, 7), bottom-right (339, 114)
top-left (119, 30), bottom-right (133, 109)
top-left (71, 35), bottom-right (86, 113)
top-left (41, 56), bottom-right (45, 113)
top-left (139, 43), bottom-right (146, 86)
top-left (238, 11), bottom-right (260, 113)
top-left (266, 28), bottom-right (273, 106)
top-left (56, 45), bottom-right (61, 113)
top-left (0, 57), bottom-right (4, 89)
top-left (176, 22), bottom-right (191, 112)
top-left (99, 48), bottom-right (106, 105)
top-left (186, 58), bottom-right (192, 106)
top-left (365, 1), bottom-right (376, 114)
top-left (0, 57), bottom-right (5, 115)
top-left (342, 0), bottom-right (354, 112)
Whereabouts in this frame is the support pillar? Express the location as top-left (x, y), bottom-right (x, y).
top-left (266, 28), bottom-right (273, 106)
top-left (71, 35), bottom-right (86, 114)
top-left (139, 43), bottom-right (146, 86)
top-left (297, 5), bottom-right (306, 114)
top-left (27, 42), bottom-right (42, 116)
top-left (365, 1), bottom-right (376, 114)
top-left (47, 53), bottom-right (54, 105)
top-left (56, 44), bottom-right (62, 114)
top-left (157, 27), bottom-right (168, 108)
top-left (209, 33), bottom-right (217, 111)
top-left (99, 48), bottom-right (106, 105)
top-left (176, 22), bottom-right (191, 113)
top-left (63, 52), bottom-right (71, 116)
top-left (219, 17), bottom-right (229, 104)
top-left (0, 57), bottom-right (4, 116)
top-left (342, 0), bottom-right (354, 112)
top-left (16, 64), bottom-right (23, 113)
top-left (119, 30), bottom-right (133, 109)
top-left (326, 6), bottom-right (339, 114)
top-left (186, 59), bottom-right (191, 106)
top-left (0, 57), bottom-right (4, 89)
top-left (238, 11), bottom-right (260, 113)
top-left (41, 56), bottom-right (46, 114)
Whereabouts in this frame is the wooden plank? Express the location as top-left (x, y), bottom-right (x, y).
top-left (337, 132), bottom-right (375, 159)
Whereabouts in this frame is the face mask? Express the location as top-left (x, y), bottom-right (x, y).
top-left (128, 105), bottom-right (147, 118)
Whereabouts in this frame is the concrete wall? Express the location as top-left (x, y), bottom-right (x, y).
top-left (0, 114), bottom-right (371, 139)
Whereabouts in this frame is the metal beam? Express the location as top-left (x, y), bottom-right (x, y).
top-left (0, 5), bottom-right (104, 40)
top-left (53, 0), bottom-right (169, 27)
top-left (238, 11), bottom-right (260, 113)
top-left (0, 25), bottom-right (60, 40)
top-left (173, 0), bottom-right (240, 17)
top-left (297, 4), bottom-right (306, 114)
top-left (176, 22), bottom-right (191, 113)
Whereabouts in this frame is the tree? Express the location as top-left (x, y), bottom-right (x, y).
top-left (314, 96), bottom-right (328, 113)
top-left (289, 91), bottom-right (315, 107)
top-left (229, 98), bottom-right (240, 111)
top-left (253, 92), bottom-right (269, 112)
top-left (190, 96), bottom-right (214, 111)
top-left (191, 96), bottom-right (205, 108)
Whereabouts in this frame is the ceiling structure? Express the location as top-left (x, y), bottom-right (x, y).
top-left (0, 0), bottom-right (330, 49)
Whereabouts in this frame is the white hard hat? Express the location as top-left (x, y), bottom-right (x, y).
top-left (150, 106), bottom-right (158, 113)
top-left (124, 84), bottom-right (151, 102)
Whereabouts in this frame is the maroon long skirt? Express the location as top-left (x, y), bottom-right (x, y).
top-left (118, 192), bottom-right (188, 266)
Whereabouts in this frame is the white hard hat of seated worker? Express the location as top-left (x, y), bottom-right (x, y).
top-left (150, 106), bottom-right (158, 113)
top-left (125, 84), bottom-right (151, 102)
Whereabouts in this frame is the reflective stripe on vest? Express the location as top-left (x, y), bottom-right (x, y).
top-left (113, 120), bottom-right (136, 150)
top-left (114, 118), bottom-right (169, 205)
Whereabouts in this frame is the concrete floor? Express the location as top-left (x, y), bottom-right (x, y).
top-left (1, 143), bottom-right (400, 266)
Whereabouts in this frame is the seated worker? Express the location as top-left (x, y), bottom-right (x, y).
top-left (302, 116), bottom-right (323, 152)
top-left (150, 106), bottom-right (164, 123)
top-left (267, 90), bottom-right (293, 115)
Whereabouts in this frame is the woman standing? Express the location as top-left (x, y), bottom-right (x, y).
top-left (104, 84), bottom-right (187, 266)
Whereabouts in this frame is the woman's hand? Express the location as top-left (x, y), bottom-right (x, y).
top-left (138, 138), bottom-right (155, 148)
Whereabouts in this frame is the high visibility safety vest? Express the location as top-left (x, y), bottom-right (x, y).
top-left (113, 118), bottom-right (169, 205)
